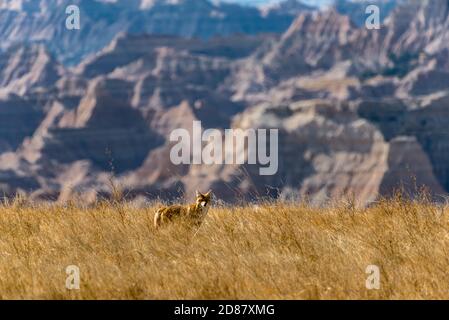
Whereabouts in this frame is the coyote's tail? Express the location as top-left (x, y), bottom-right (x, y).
top-left (154, 209), bottom-right (162, 229)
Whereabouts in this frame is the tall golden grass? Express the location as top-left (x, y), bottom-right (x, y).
top-left (0, 194), bottom-right (449, 299)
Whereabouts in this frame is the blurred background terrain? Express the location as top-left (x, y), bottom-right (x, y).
top-left (0, 0), bottom-right (448, 204)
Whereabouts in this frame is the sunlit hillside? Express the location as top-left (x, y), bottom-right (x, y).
top-left (1, 194), bottom-right (448, 299)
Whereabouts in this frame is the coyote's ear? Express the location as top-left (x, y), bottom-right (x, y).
top-left (196, 190), bottom-right (202, 197)
top-left (205, 190), bottom-right (212, 197)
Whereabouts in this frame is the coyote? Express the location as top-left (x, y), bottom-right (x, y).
top-left (154, 190), bottom-right (212, 228)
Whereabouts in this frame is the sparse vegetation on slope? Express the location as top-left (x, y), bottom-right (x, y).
top-left (0, 195), bottom-right (449, 299)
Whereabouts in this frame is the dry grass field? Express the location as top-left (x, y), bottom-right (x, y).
top-left (1, 194), bottom-right (449, 300)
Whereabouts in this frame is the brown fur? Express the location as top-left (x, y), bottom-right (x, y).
top-left (154, 190), bottom-right (212, 228)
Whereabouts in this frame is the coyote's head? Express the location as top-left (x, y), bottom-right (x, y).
top-left (196, 190), bottom-right (212, 208)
